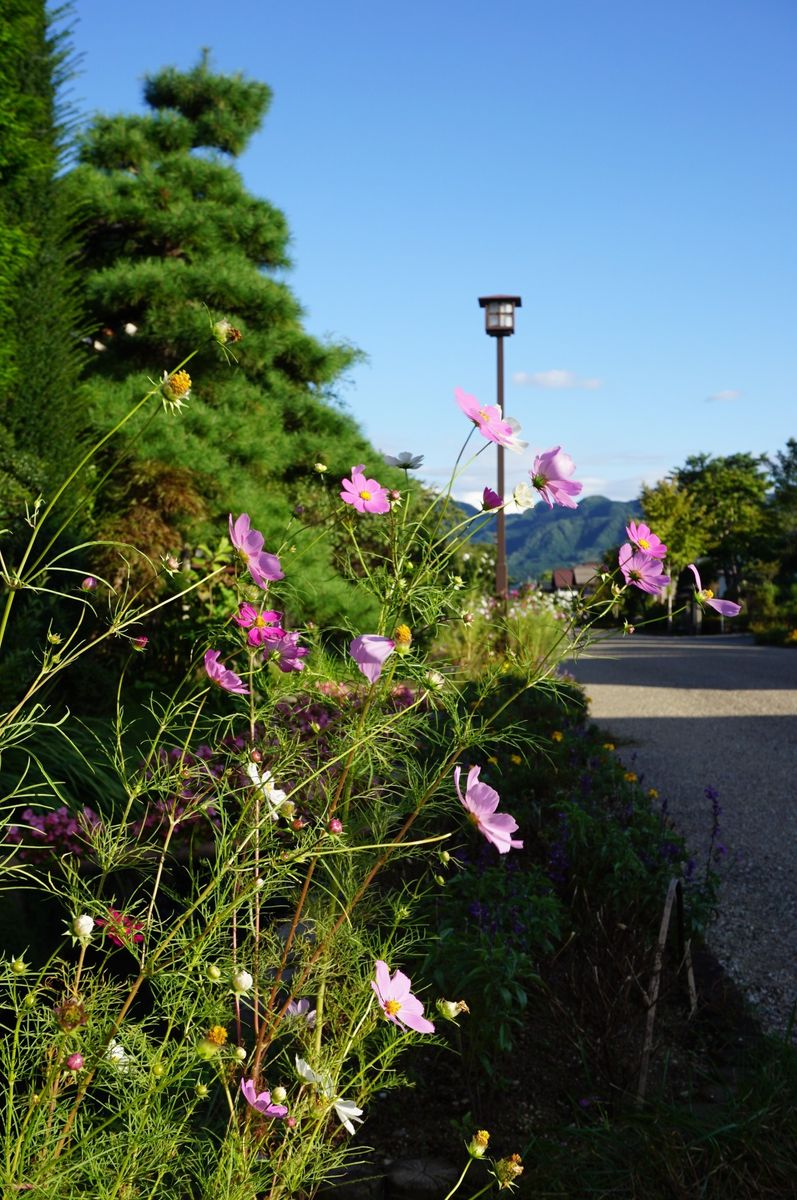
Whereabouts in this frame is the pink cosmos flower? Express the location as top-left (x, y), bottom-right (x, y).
top-left (371, 960), bottom-right (435, 1034)
top-left (454, 388), bottom-right (526, 452)
top-left (454, 765), bottom-right (523, 854)
top-left (350, 634), bottom-right (395, 684)
top-left (626, 521), bottom-right (667, 560)
top-left (265, 631), bottom-right (309, 673)
top-left (204, 649), bottom-right (249, 694)
top-left (340, 465), bottom-right (391, 514)
top-left (240, 1078), bottom-right (289, 1118)
top-left (687, 564), bottom-right (741, 617)
top-left (618, 545), bottom-right (671, 595)
top-left (530, 447), bottom-right (583, 509)
top-left (234, 603), bottom-right (285, 647)
top-left (228, 513), bottom-right (284, 589)
top-left (482, 487), bottom-right (502, 510)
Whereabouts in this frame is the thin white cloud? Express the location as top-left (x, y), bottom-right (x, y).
top-left (706, 389), bottom-right (742, 403)
top-left (513, 369), bottom-right (602, 391)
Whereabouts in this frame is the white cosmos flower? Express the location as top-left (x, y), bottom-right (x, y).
top-left (333, 1096), bottom-right (364, 1134)
top-left (294, 1057), bottom-right (362, 1134)
top-left (246, 762), bottom-right (287, 820)
top-left (512, 481), bottom-right (535, 512)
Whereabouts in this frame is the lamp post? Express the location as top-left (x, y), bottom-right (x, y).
top-left (478, 294), bottom-right (522, 600)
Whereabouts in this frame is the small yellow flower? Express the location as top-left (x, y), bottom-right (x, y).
top-left (624, 771), bottom-right (638, 784)
top-left (551, 730), bottom-right (564, 743)
top-left (647, 787), bottom-right (659, 800)
top-left (468, 1129), bottom-right (490, 1158)
top-left (487, 755), bottom-right (499, 766)
top-left (394, 624), bottom-right (412, 653)
top-left (206, 1025), bottom-right (228, 1047)
top-left (510, 754), bottom-right (522, 765)
top-left (603, 742), bottom-right (615, 752)
top-left (160, 369), bottom-right (191, 413)
top-left (314, 462), bottom-right (328, 474)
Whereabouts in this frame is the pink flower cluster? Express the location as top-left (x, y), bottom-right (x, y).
top-left (619, 521), bottom-right (671, 596)
top-left (5, 805), bottom-right (101, 862)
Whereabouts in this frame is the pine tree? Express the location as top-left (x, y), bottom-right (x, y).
top-left (66, 55), bottom-right (380, 630)
top-left (0, 1), bottom-right (87, 521)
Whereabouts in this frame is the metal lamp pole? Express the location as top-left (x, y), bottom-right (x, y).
top-left (478, 295), bottom-right (522, 601)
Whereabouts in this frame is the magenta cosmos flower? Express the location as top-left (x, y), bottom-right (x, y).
top-left (234, 603), bottom-right (284, 647)
top-left (372, 960), bottom-right (435, 1034)
top-left (265, 630), bottom-right (309, 672)
top-left (204, 649), bottom-right (249, 694)
top-left (350, 634), bottom-right (395, 684)
top-left (530, 447), bottom-right (583, 509)
top-left (482, 486), bottom-right (502, 510)
top-left (618, 545), bottom-right (670, 596)
top-left (626, 520), bottom-right (667, 560)
top-left (454, 765), bottom-right (523, 854)
top-left (688, 564), bottom-right (741, 617)
top-left (454, 388), bottom-right (526, 452)
top-left (96, 908), bottom-right (144, 948)
top-left (340, 465), bottom-right (391, 514)
top-left (229, 514), bottom-right (284, 589)
top-left (240, 1078), bottom-right (288, 1118)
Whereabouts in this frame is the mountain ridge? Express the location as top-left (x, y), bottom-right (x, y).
top-left (459, 494), bottom-right (643, 581)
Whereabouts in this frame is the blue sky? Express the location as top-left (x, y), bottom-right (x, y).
top-left (68, 0), bottom-right (795, 505)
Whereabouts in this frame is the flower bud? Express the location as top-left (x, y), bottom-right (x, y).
top-left (328, 818), bottom-right (343, 835)
top-left (81, 576), bottom-right (97, 592)
top-left (231, 969), bottom-right (253, 994)
top-left (271, 1086), bottom-right (287, 1104)
top-left (233, 1045), bottom-right (247, 1062)
top-left (468, 1129), bottom-right (490, 1159)
top-left (286, 1115), bottom-right (297, 1129)
top-left (195, 1083), bottom-right (209, 1099)
top-left (11, 957), bottom-right (29, 976)
top-left (54, 998), bottom-right (87, 1032)
top-left (437, 998), bottom-right (470, 1022)
top-left (66, 1053), bottom-right (84, 1072)
top-left (314, 462), bottom-right (328, 474)
top-left (250, 748), bottom-right (263, 763)
top-left (72, 914), bottom-right (95, 943)
top-left (207, 964), bottom-right (222, 982)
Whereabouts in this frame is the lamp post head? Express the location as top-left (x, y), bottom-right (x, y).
top-left (478, 294), bottom-right (522, 337)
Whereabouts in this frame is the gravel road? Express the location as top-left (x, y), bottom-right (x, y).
top-left (568, 632), bottom-right (797, 1039)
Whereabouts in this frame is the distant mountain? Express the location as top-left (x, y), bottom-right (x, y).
top-left (460, 495), bottom-right (643, 581)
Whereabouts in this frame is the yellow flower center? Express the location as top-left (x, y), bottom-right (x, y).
top-left (169, 370), bottom-right (191, 396)
top-left (394, 624), bottom-right (412, 646)
top-left (359, 490), bottom-right (372, 501)
top-left (478, 407), bottom-right (490, 422)
top-left (703, 588), bottom-right (714, 600)
top-left (638, 537), bottom-right (650, 549)
top-left (206, 1025), bottom-right (228, 1047)
top-left (384, 998), bottom-right (402, 1016)
top-left (254, 614), bottom-right (267, 627)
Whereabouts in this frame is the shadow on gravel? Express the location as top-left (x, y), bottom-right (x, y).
top-left (572, 637), bottom-right (797, 691)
